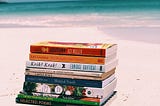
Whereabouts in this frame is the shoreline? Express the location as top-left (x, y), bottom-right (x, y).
top-left (1, 13), bottom-right (160, 28)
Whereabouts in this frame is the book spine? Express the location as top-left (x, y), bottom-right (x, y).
top-left (22, 78), bottom-right (117, 99)
top-left (25, 75), bottom-right (103, 88)
top-left (30, 46), bottom-right (106, 57)
top-left (25, 68), bottom-right (115, 80)
top-left (25, 74), bottom-right (115, 88)
top-left (17, 91), bottom-right (117, 106)
top-left (29, 53), bottom-right (107, 64)
top-left (17, 94), bottom-right (100, 106)
top-left (26, 68), bottom-right (104, 77)
top-left (25, 71), bottom-right (103, 80)
top-left (26, 60), bottom-right (105, 72)
top-left (16, 97), bottom-right (96, 106)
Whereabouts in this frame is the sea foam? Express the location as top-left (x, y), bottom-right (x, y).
top-left (0, 13), bottom-right (160, 28)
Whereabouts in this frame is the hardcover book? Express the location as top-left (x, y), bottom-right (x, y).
top-left (22, 78), bottom-right (117, 99)
top-left (26, 59), bottom-right (118, 72)
top-left (25, 68), bottom-right (115, 80)
top-left (30, 41), bottom-right (117, 57)
top-left (25, 74), bottom-right (115, 88)
top-left (29, 53), bottom-right (116, 65)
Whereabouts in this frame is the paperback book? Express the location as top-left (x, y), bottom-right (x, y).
top-left (26, 59), bottom-right (118, 72)
top-left (16, 91), bottom-right (117, 106)
top-left (17, 90), bottom-right (117, 106)
top-left (25, 68), bottom-right (115, 80)
top-left (25, 74), bottom-right (115, 88)
top-left (29, 53), bottom-right (116, 65)
top-left (30, 41), bottom-right (117, 57)
top-left (25, 67), bottom-right (116, 78)
top-left (22, 78), bottom-right (117, 99)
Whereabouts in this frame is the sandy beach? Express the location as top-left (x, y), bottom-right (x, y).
top-left (0, 27), bottom-right (160, 106)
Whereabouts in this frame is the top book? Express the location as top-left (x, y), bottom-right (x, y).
top-left (30, 41), bottom-right (117, 57)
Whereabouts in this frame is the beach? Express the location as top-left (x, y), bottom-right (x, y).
top-left (0, 27), bottom-right (160, 106)
top-left (0, 0), bottom-right (160, 105)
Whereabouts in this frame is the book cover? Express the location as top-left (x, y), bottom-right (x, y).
top-left (29, 53), bottom-right (116, 65)
top-left (25, 68), bottom-right (115, 80)
top-left (26, 59), bottom-right (118, 72)
top-left (30, 41), bottom-right (117, 57)
top-left (25, 74), bottom-right (115, 88)
top-left (16, 91), bottom-right (117, 106)
top-left (22, 78), bottom-right (117, 99)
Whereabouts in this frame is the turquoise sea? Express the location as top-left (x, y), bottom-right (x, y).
top-left (0, 0), bottom-right (160, 27)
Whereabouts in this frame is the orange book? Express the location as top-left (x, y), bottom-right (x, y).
top-left (29, 53), bottom-right (116, 64)
top-left (30, 41), bottom-right (117, 57)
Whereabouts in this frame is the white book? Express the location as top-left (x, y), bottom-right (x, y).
top-left (26, 59), bottom-right (118, 72)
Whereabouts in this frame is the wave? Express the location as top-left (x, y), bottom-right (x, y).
top-left (0, 14), bottom-right (160, 28)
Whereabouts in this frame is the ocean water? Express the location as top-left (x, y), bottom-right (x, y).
top-left (0, 0), bottom-right (160, 27)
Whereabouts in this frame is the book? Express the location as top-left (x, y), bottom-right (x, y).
top-left (16, 91), bottom-right (117, 106)
top-left (26, 59), bottom-right (118, 72)
top-left (22, 78), bottom-right (117, 99)
top-left (25, 67), bottom-right (116, 78)
top-left (29, 53), bottom-right (116, 65)
top-left (25, 68), bottom-right (115, 80)
top-left (16, 90), bottom-right (117, 106)
top-left (30, 41), bottom-right (117, 57)
top-left (25, 74), bottom-right (115, 88)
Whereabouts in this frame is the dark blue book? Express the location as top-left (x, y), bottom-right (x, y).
top-left (25, 74), bottom-right (115, 88)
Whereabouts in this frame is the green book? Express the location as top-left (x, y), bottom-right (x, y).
top-left (16, 91), bottom-right (117, 106)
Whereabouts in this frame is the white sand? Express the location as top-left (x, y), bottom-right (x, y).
top-left (0, 27), bottom-right (160, 106)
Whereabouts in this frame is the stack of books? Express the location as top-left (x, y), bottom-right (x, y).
top-left (16, 41), bottom-right (118, 106)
